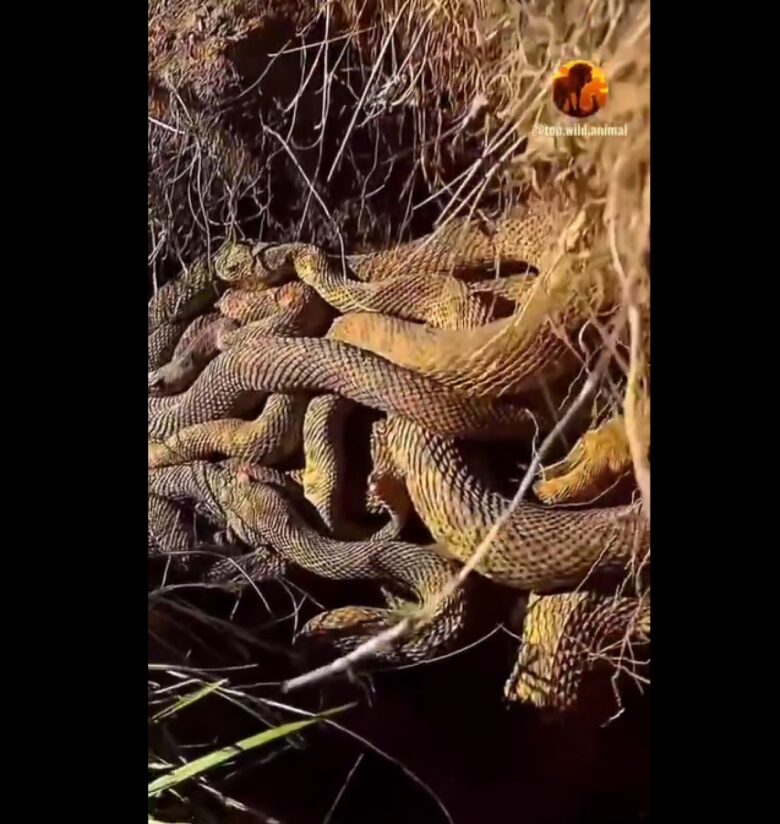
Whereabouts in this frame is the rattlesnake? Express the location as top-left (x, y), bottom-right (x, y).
top-left (149, 461), bottom-right (468, 664)
top-left (368, 416), bottom-right (647, 592)
top-left (326, 254), bottom-right (619, 398)
top-left (504, 591), bottom-right (650, 711)
top-left (148, 188), bottom-right (649, 708)
top-left (147, 337), bottom-right (537, 441)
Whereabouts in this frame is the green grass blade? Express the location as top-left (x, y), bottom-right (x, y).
top-left (151, 680), bottom-right (226, 723)
top-left (148, 704), bottom-right (353, 797)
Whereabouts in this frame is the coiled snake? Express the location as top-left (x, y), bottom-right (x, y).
top-left (148, 188), bottom-right (650, 708)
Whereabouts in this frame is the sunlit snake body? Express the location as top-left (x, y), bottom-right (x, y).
top-left (149, 315), bottom-right (236, 396)
top-left (301, 394), bottom-right (407, 541)
top-left (148, 393), bottom-right (309, 468)
top-left (147, 337), bottom-right (536, 441)
top-left (242, 243), bottom-right (514, 329)
top-left (148, 260), bottom-right (223, 369)
top-left (504, 591), bottom-right (650, 711)
top-left (148, 187), bottom-right (649, 705)
top-left (213, 192), bottom-right (575, 287)
top-left (326, 254), bottom-right (618, 398)
top-left (369, 416), bottom-right (647, 592)
top-left (533, 416), bottom-right (634, 505)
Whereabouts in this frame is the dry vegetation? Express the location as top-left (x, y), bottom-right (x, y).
top-left (148, 1), bottom-right (650, 821)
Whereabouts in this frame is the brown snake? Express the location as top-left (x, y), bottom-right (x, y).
top-left (149, 461), bottom-right (469, 663)
top-left (148, 188), bottom-right (649, 706)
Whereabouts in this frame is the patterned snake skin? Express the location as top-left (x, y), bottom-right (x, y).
top-left (148, 186), bottom-right (649, 706)
top-left (149, 316), bottom-right (236, 396)
top-left (504, 591), bottom-right (650, 710)
top-left (148, 259), bottom-right (223, 368)
top-left (149, 393), bottom-right (309, 468)
top-left (147, 338), bottom-right (536, 441)
top-left (368, 416), bottom-right (647, 591)
top-left (149, 461), bottom-right (468, 663)
top-left (326, 257), bottom-right (618, 398)
top-left (301, 394), bottom-right (406, 541)
top-left (534, 416), bottom-right (634, 505)
top-left (240, 243), bottom-right (514, 329)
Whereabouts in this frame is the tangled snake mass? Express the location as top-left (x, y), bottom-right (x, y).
top-left (148, 189), bottom-right (650, 712)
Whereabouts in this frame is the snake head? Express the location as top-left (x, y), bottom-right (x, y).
top-left (147, 355), bottom-right (196, 397)
top-left (369, 418), bottom-right (403, 480)
top-left (214, 241), bottom-right (255, 283)
top-left (367, 418), bottom-right (407, 510)
top-left (216, 240), bottom-right (295, 291)
top-left (367, 424), bottom-right (389, 504)
top-left (368, 418), bottom-right (389, 465)
top-left (370, 416), bottom-right (405, 468)
top-left (297, 607), bottom-right (392, 656)
top-left (147, 369), bottom-right (164, 393)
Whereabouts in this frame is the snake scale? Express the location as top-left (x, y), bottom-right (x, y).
top-left (149, 462), bottom-right (466, 663)
top-left (149, 393), bottom-right (309, 468)
top-left (148, 260), bottom-right (224, 369)
top-left (147, 338), bottom-right (537, 440)
top-left (148, 188), bottom-right (650, 711)
top-left (505, 591), bottom-right (650, 710)
top-left (368, 416), bottom-right (647, 591)
top-left (326, 255), bottom-right (618, 398)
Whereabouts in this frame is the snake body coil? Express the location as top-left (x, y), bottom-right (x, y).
top-left (148, 188), bottom-right (650, 707)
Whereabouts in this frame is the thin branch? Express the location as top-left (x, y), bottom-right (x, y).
top-left (322, 753), bottom-right (364, 824)
top-left (325, 0), bottom-right (411, 182)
